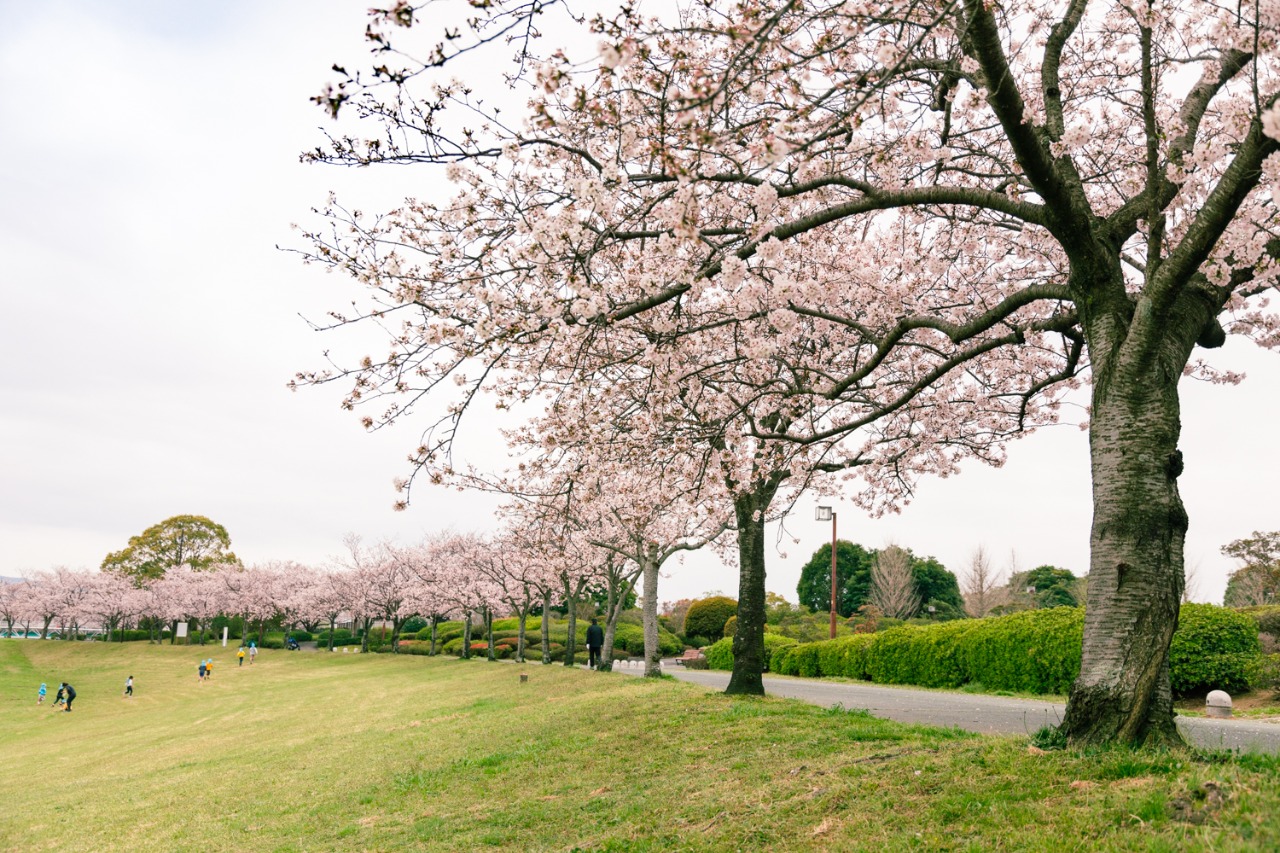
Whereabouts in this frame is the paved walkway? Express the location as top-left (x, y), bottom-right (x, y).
top-left (648, 664), bottom-right (1280, 754)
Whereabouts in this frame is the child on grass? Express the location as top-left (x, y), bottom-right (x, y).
top-left (37, 682), bottom-right (47, 704)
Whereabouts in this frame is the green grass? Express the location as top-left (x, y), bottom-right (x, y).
top-left (5, 639), bottom-right (1280, 850)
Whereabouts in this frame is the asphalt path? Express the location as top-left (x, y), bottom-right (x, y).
top-left (636, 663), bottom-right (1280, 754)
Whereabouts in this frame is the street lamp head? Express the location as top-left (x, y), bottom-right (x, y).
top-left (815, 506), bottom-right (833, 522)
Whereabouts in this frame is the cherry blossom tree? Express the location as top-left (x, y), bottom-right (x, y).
top-left (472, 529), bottom-right (544, 663)
top-left (309, 569), bottom-right (355, 651)
top-left (82, 571), bottom-right (142, 641)
top-left (0, 579), bottom-right (24, 636)
top-left (422, 532), bottom-right (505, 659)
top-left (364, 547), bottom-right (426, 652)
top-left (298, 0), bottom-right (1280, 746)
top-left (23, 570), bottom-right (62, 639)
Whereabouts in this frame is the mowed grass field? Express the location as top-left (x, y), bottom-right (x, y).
top-left (5, 642), bottom-right (1280, 852)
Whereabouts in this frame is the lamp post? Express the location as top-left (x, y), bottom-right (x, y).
top-left (816, 506), bottom-right (837, 639)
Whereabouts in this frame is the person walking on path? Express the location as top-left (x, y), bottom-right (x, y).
top-left (237, 646), bottom-right (246, 667)
top-left (37, 682), bottom-right (47, 705)
top-left (61, 682), bottom-right (75, 712)
top-left (123, 676), bottom-right (133, 698)
top-left (586, 618), bottom-right (605, 670)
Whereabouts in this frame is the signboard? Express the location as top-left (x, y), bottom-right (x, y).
top-left (176, 621), bottom-right (188, 638)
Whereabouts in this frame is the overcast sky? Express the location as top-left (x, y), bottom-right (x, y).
top-left (2, 0), bottom-right (1277, 605)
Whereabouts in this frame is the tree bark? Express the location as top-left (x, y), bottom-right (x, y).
top-left (1061, 284), bottom-right (1200, 747)
top-left (517, 609), bottom-right (527, 663)
top-left (541, 588), bottom-right (552, 664)
top-left (727, 491), bottom-right (769, 696)
top-left (563, 586), bottom-right (578, 668)
top-left (462, 611), bottom-right (473, 659)
top-left (641, 549), bottom-right (662, 677)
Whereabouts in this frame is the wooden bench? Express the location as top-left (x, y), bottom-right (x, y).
top-left (673, 648), bottom-right (705, 666)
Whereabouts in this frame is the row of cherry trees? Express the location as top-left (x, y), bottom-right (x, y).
top-left (1, 527), bottom-right (667, 669)
top-left (292, 0), bottom-right (1280, 746)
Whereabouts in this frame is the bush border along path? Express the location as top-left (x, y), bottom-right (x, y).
top-left (706, 604), bottom-right (1260, 698)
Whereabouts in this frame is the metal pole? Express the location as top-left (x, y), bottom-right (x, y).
top-left (829, 512), bottom-right (838, 639)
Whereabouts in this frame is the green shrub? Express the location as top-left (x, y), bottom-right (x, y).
top-left (865, 620), bottom-right (980, 688)
top-left (1239, 605), bottom-right (1280, 637)
top-left (762, 634), bottom-right (798, 671)
top-left (723, 615), bottom-right (737, 637)
top-left (956, 608), bottom-right (1082, 695)
top-left (772, 645), bottom-right (798, 675)
top-left (791, 642), bottom-right (823, 677)
top-left (108, 629), bottom-right (152, 642)
top-left (705, 638), bottom-right (733, 670)
top-left (286, 630), bottom-right (313, 643)
top-left (608, 621), bottom-right (682, 656)
top-left (701, 605), bottom-right (1255, 699)
top-left (441, 637), bottom-right (466, 656)
top-left (1252, 653), bottom-right (1280, 691)
top-left (816, 634), bottom-right (876, 679)
top-left (1169, 603), bottom-right (1259, 696)
top-left (684, 597), bottom-right (738, 642)
top-left (705, 635), bottom-right (800, 673)
top-left (432, 621), bottom-right (466, 645)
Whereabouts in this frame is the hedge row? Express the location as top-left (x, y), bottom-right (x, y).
top-left (704, 633), bottom-right (798, 672)
top-left (711, 605), bottom-right (1259, 697)
top-left (426, 618), bottom-right (682, 657)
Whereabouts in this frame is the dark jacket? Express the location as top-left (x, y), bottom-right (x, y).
top-left (585, 624), bottom-right (605, 648)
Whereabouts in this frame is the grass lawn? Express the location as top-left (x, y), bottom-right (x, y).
top-left (4, 640), bottom-right (1280, 851)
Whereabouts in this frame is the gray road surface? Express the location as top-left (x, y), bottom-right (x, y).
top-left (644, 664), bottom-right (1280, 754)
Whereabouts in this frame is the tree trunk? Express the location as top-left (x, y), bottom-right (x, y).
top-left (641, 549), bottom-right (662, 678)
top-left (600, 569), bottom-right (636, 673)
top-left (517, 609), bottom-right (527, 663)
top-left (429, 615), bottom-right (439, 656)
top-left (328, 616), bottom-right (336, 651)
top-left (485, 608), bottom-right (495, 661)
top-left (541, 589), bottom-right (552, 664)
top-left (727, 491), bottom-right (768, 696)
top-left (1062, 299), bottom-right (1196, 747)
top-left (462, 612), bottom-right (473, 660)
top-left (390, 615), bottom-right (402, 653)
top-left (563, 589), bottom-right (578, 668)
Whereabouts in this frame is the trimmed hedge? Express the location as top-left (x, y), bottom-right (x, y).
top-left (957, 607), bottom-right (1082, 695)
top-left (1169, 603), bottom-right (1259, 695)
top-left (867, 620), bottom-right (981, 688)
top-left (710, 605), bottom-right (1259, 697)
top-left (705, 634), bottom-right (798, 673)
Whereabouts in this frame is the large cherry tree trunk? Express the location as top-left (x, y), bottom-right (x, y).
top-left (640, 548), bottom-right (663, 678)
top-left (726, 474), bottom-right (784, 696)
top-left (1061, 275), bottom-right (1205, 747)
